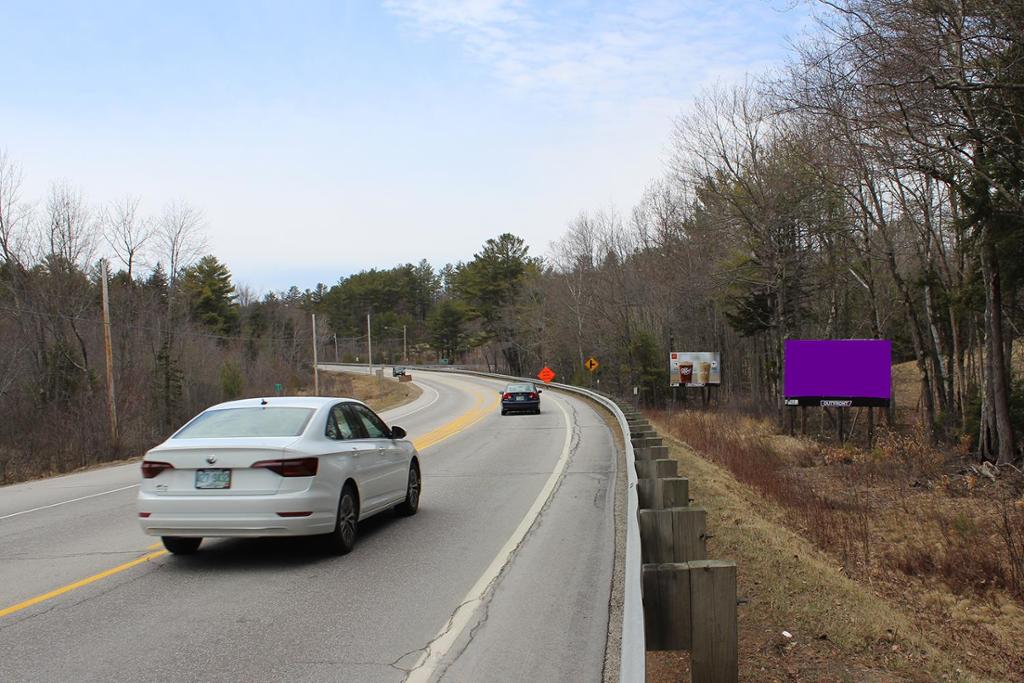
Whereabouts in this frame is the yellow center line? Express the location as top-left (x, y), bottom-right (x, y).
top-left (0, 550), bottom-right (168, 619)
top-left (412, 386), bottom-right (498, 452)
top-left (0, 382), bottom-right (498, 620)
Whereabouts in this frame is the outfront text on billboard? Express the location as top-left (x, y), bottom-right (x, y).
top-left (783, 339), bottom-right (891, 407)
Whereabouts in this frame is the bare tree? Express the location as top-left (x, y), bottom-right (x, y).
top-left (103, 195), bottom-right (153, 281)
top-left (158, 199), bottom-right (206, 289)
top-left (45, 181), bottom-right (97, 271)
top-left (0, 150), bottom-right (30, 268)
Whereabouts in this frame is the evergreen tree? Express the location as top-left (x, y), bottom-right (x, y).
top-left (179, 255), bottom-right (239, 337)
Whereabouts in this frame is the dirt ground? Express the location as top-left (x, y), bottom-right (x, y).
top-left (643, 413), bottom-right (1024, 683)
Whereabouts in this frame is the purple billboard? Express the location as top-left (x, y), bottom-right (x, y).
top-left (784, 339), bottom-right (892, 407)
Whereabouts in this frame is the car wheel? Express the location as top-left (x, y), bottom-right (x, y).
top-left (327, 485), bottom-right (359, 555)
top-left (162, 536), bottom-right (202, 555)
top-left (396, 464), bottom-right (421, 517)
top-left (501, 409), bottom-right (507, 416)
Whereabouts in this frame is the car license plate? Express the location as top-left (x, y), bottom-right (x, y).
top-left (195, 469), bottom-right (231, 489)
top-left (516, 395), bottom-right (525, 401)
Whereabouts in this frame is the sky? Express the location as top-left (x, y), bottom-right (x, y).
top-left (1, 0), bottom-right (812, 293)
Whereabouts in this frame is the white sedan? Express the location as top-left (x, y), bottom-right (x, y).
top-left (137, 396), bottom-right (420, 555)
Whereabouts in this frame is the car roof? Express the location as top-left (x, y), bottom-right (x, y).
top-left (203, 396), bottom-right (368, 411)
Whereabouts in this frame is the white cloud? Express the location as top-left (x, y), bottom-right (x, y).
top-left (383, 0), bottom-right (806, 105)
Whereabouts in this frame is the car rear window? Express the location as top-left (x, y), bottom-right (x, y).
top-left (173, 407), bottom-right (315, 438)
top-left (506, 384), bottom-right (534, 393)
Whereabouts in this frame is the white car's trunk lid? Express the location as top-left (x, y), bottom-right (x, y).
top-left (145, 437), bottom-right (300, 496)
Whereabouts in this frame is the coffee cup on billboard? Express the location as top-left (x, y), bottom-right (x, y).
top-left (679, 361), bottom-right (693, 384)
top-left (698, 362), bottom-right (711, 385)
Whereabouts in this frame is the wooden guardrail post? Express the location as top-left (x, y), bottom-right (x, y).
top-left (638, 508), bottom-right (707, 563)
top-left (632, 436), bottom-right (664, 449)
top-left (635, 458), bottom-right (678, 480)
top-left (637, 477), bottom-right (689, 509)
top-left (634, 445), bottom-right (669, 460)
top-left (642, 563), bottom-right (691, 650)
top-left (641, 561), bottom-right (738, 683)
top-left (688, 560), bottom-right (738, 683)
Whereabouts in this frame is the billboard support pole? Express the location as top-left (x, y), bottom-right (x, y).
top-left (669, 333), bottom-right (676, 413)
top-left (867, 407), bottom-right (875, 448)
top-left (800, 407), bottom-right (807, 436)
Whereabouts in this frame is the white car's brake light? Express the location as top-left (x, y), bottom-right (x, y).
top-left (141, 461), bottom-right (174, 479)
top-left (251, 457), bottom-right (319, 477)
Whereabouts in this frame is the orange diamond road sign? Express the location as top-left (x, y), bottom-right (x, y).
top-left (584, 357), bottom-right (599, 372)
top-left (537, 366), bottom-right (556, 383)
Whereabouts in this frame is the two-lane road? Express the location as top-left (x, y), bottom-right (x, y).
top-left (0, 370), bottom-right (621, 682)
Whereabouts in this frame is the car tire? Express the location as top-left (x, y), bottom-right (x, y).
top-left (501, 409), bottom-right (507, 416)
top-left (326, 485), bottom-right (359, 555)
top-left (162, 536), bottom-right (202, 555)
top-left (395, 464), bottom-right (421, 517)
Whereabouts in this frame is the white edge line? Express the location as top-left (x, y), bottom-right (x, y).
top-left (414, 367), bottom-right (645, 681)
top-left (403, 393), bottom-right (575, 683)
top-left (384, 380), bottom-right (441, 422)
top-left (0, 484), bottom-right (140, 521)
top-left (318, 363), bottom-right (441, 423)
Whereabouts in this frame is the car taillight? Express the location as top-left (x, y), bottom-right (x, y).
top-left (141, 461), bottom-right (174, 479)
top-left (252, 457), bottom-right (319, 477)
top-left (529, 392), bottom-right (538, 400)
top-left (502, 393), bottom-right (512, 400)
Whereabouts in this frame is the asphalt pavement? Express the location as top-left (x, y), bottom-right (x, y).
top-left (0, 370), bottom-right (619, 682)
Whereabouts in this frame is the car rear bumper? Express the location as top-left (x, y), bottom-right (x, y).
top-left (501, 400), bottom-right (540, 412)
top-left (138, 491), bottom-right (336, 537)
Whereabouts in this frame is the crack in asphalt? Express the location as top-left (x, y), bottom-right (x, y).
top-left (410, 397), bottom-right (586, 682)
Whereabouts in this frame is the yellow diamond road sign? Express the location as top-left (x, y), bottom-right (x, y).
top-left (584, 357), bottom-right (599, 372)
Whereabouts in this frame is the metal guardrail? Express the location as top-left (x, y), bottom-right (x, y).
top-left (320, 363), bottom-right (645, 681)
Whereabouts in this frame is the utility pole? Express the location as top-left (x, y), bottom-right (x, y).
top-left (367, 311), bottom-right (373, 373)
top-left (403, 324), bottom-right (407, 362)
top-left (311, 313), bottom-right (319, 396)
top-left (100, 260), bottom-right (118, 448)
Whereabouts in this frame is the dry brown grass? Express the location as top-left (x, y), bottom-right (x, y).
top-left (315, 370), bottom-right (422, 414)
top-left (647, 408), bottom-right (1024, 682)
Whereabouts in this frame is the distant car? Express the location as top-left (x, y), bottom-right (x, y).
top-left (137, 397), bottom-right (420, 556)
top-left (500, 382), bottom-right (542, 415)
top-left (392, 366), bottom-right (406, 377)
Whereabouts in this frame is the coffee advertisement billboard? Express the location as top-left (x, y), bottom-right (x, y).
top-left (669, 352), bottom-right (721, 387)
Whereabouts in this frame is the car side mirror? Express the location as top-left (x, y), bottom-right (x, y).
top-left (390, 426), bottom-right (407, 439)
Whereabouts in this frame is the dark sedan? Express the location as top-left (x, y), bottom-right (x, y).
top-left (500, 383), bottom-right (542, 415)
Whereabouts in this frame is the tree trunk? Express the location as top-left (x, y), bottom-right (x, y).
top-left (884, 245), bottom-right (937, 441)
top-left (979, 230), bottom-right (1015, 463)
